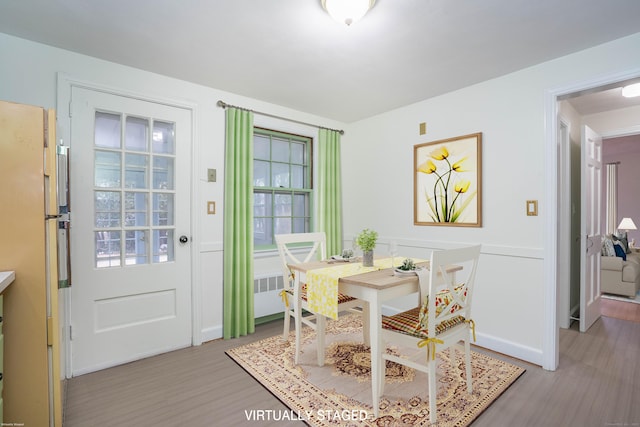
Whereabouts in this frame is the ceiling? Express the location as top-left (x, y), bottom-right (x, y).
top-left (1, 0), bottom-right (640, 122)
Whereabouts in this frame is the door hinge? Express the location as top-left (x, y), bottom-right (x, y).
top-left (69, 325), bottom-right (73, 341)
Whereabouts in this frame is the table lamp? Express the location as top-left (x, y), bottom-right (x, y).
top-left (617, 217), bottom-right (637, 234)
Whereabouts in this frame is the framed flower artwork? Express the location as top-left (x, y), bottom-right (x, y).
top-left (414, 132), bottom-right (482, 227)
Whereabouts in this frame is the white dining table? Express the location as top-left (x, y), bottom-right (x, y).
top-left (288, 259), bottom-right (461, 417)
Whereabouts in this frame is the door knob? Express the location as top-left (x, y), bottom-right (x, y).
top-left (179, 235), bottom-right (189, 244)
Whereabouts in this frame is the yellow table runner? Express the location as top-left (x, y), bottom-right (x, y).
top-left (306, 257), bottom-right (425, 319)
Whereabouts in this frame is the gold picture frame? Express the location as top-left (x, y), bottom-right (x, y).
top-left (414, 132), bottom-right (482, 227)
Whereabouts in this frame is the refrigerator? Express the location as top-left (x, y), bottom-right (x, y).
top-left (0, 100), bottom-right (63, 426)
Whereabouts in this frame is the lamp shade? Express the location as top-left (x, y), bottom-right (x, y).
top-left (322, 0), bottom-right (376, 26)
top-left (617, 217), bottom-right (637, 231)
top-left (622, 83), bottom-right (640, 98)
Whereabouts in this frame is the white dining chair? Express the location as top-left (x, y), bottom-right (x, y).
top-left (275, 232), bottom-right (362, 365)
top-left (374, 245), bottom-right (481, 423)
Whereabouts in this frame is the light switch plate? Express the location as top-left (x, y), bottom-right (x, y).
top-left (526, 200), bottom-right (538, 216)
top-left (207, 168), bottom-right (217, 182)
top-left (207, 201), bottom-right (216, 214)
top-left (419, 122), bottom-right (427, 135)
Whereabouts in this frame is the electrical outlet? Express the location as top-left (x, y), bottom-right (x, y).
top-left (207, 168), bottom-right (216, 182)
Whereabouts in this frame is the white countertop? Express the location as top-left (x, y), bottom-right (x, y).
top-left (0, 271), bottom-right (15, 294)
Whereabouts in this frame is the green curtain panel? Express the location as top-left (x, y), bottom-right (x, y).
top-left (317, 128), bottom-right (343, 256)
top-left (223, 107), bottom-right (255, 339)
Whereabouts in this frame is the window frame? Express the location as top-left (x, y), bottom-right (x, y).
top-left (253, 127), bottom-right (314, 250)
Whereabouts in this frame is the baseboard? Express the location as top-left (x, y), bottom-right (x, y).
top-left (202, 325), bottom-right (223, 342)
top-left (475, 332), bottom-right (542, 366)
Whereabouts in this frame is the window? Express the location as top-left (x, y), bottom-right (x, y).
top-left (94, 111), bottom-right (176, 267)
top-left (253, 128), bottom-right (312, 248)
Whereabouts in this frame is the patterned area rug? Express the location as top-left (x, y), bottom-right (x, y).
top-left (226, 315), bottom-right (525, 426)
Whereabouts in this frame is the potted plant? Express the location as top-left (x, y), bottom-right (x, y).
top-left (397, 258), bottom-right (416, 271)
top-left (355, 228), bottom-right (378, 267)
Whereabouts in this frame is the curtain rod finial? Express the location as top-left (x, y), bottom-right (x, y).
top-left (217, 100), bottom-right (227, 108)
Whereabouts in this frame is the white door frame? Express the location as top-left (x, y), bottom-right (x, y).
top-left (544, 67), bottom-right (640, 371)
top-left (56, 74), bottom-right (201, 378)
top-left (557, 117), bottom-right (571, 330)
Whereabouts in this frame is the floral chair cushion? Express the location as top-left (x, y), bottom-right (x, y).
top-left (415, 284), bottom-right (467, 334)
top-left (381, 284), bottom-right (468, 339)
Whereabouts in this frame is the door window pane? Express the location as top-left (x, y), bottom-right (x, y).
top-left (153, 156), bottom-right (174, 190)
top-left (125, 116), bottom-right (148, 151)
top-left (95, 151), bottom-right (121, 188)
top-left (125, 192), bottom-right (148, 227)
top-left (153, 230), bottom-right (174, 263)
top-left (153, 193), bottom-right (174, 226)
top-left (125, 230), bottom-right (148, 265)
top-left (95, 191), bottom-right (121, 228)
top-left (95, 231), bottom-right (121, 268)
top-left (152, 121), bottom-right (175, 154)
top-left (93, 111), bottom-right (178, 268)
top-left (95, 112), bottom-right (121, 149)
top-left (125, 153), bottom-right (149, 189)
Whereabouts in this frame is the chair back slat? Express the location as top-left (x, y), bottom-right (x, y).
top-left (275, 232), bottom-right (327, 288)
top-left (421, 245), bottom-right (481, 337)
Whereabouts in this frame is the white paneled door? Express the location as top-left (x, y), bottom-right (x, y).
top-left (70, 87), bottom-right (192, 375)
top-left (580, 125), bottom-right (602, 332)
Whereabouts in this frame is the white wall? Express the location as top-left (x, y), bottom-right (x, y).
top-left (0, 33), bottom-right (345, 345)
top-left (342, 32), bottom-right (640, 365)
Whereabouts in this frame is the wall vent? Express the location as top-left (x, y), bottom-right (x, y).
top-left (254, 273), bottom-right (284, 294)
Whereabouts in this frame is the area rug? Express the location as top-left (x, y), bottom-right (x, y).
top-left (602, 290), bottom-right (640, 305)
top-left (226, 315), bottom-right (525, 426)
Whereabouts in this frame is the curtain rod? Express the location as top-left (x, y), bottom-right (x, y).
top-left (217, 100), bottom-right (344, 135)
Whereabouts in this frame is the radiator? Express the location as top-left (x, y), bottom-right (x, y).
top-left (254, 273), bottom-right (285, 318)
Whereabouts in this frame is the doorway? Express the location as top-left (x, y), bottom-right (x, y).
top-left (550, 72), bottom-right (640, 369)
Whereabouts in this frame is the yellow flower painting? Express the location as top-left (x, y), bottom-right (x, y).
top-left (413, 133), bottom-right (482, 226)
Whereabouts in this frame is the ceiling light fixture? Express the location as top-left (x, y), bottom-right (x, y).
top-left (621, 82), bottom-right (640, 98)
top-left (321, 0), bottom-right (376, 26)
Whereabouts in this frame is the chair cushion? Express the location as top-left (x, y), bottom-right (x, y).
top-left (286, 284), bottom-right (357, 304)
top-left (415, 285), bottom-right (466, 330)
top-left (382, 306), bottom-right (465, 338)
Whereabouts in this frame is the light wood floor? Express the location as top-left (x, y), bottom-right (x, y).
top-left (601, 297), bottom-right (640, 323)
top-left (64, 311), bottom-right (640, 427)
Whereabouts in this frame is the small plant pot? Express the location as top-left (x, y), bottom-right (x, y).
top-left (363, 250), bottom-right (374, 267)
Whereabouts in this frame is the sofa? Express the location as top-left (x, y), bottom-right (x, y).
top-left (601, 251), bottom-right (640, 298)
